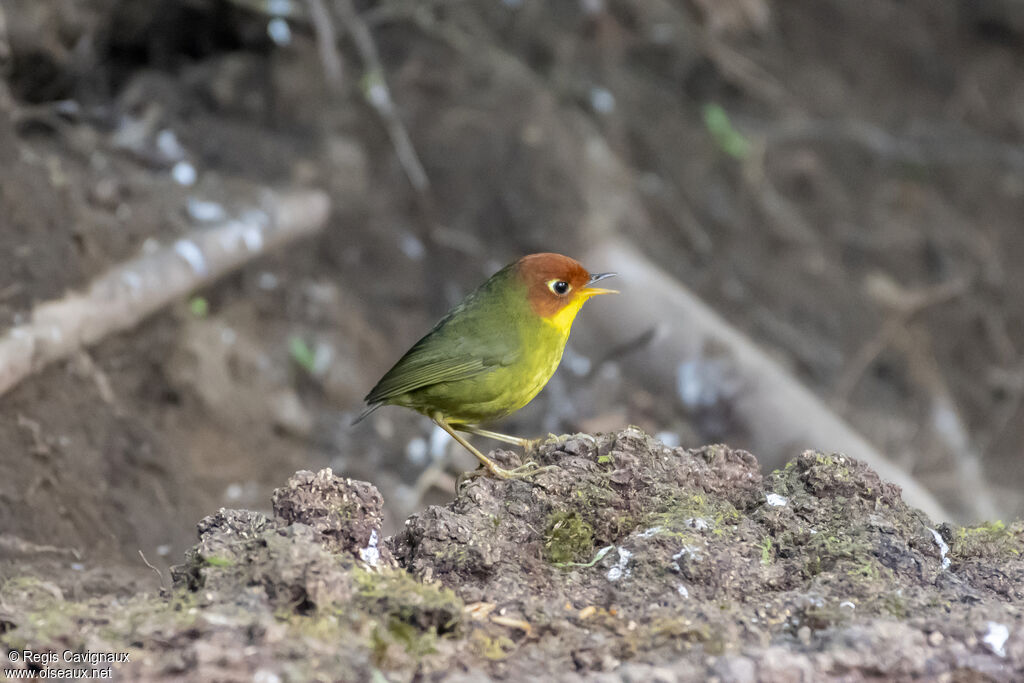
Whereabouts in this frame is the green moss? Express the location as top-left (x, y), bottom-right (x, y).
top-left (760, 537), bottom-right (773, 565)
top-left (846, 560), bottom-right (881, 581)
top-left (803, 533), bottom-right (873, 577)
top-left (353, 568), bottom-right (462, 632)
top-left (98, 590), bottom-right (204, 642)
top-left (647, 493), bottom-right (740, 536)
top-left (950, 521), bottom-right (1023, 560)
top-left (0, 577), bottom-right (90, 651)
top-left (203, 555), bottom-right (234, 567)
top-left (470, 630), bottom-right (516, 660)
top-left (276, 607), bottom-right (349, 641)
top-left (879, 592), bottom-right (907, 619)
top-left (544, 510), bottom-right (595, 564)
top-left (369, 616), bottom-right (439, 668)
top-left (645, 616), bottom-right (715, 652)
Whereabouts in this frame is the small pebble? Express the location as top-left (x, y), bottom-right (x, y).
top-left (172, 161), bottom-right (197, 186)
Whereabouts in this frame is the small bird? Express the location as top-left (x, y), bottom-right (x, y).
top-left (356, 253), bottom-right (617, 478)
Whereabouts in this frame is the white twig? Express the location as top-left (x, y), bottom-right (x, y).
top-left (0, 189), bottom-right (330, 398)
top-left (306, 0), bottom-right (345, 93)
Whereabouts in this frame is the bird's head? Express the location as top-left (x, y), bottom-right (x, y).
top-left (516, 253), bottom-right (617, 331)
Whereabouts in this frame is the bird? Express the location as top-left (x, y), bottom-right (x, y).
top-left (355, 252), bottom-right (617, 479)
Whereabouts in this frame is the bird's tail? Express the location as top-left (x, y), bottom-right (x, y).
top-left (351, 403), bottom-right (381, 426)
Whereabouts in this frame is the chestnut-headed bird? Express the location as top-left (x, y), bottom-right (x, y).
top-left (356, 253), bottom-right (617, 478)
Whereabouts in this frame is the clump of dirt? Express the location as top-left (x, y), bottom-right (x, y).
top-left (2, 430), bottom-right (1022, 680)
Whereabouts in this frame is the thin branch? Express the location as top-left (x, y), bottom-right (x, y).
top-left (305, 0), bottom-right (345, 94)
top-left (139, 550), bottom-right (168, 591)
top-left (333, 0), bottom-right (430, 195)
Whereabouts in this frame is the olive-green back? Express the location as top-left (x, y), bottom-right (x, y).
top-left (362, 263), bottom-right (529, 408)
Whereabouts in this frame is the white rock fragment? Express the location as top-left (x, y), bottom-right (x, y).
top-left (242, 226), bottom-right (264, 252)
top-left (267, 17), bottom-right (291, 46)
top-left (563, 347), bottom-right (592, 376)
top-left (429, 425), bottom-right (450, 460)
top-left (929, 528), bottom-right (951, 570)
top-left (156, 129), bottom-right (186, 161)
top-left (676, 360), bottom-right (707, 408)
top-left (119, 271), bottom-right (142, 298)
top-left (589, 86), bottom-right (615, 114)
top-left (671, 545), bottom-right (702, 572)
top-left (638, 526), bottom-right (664, 539)
top-left (766, 493), bottom-right (788, 507)
top-left (253, 670), bottom-right (282, 683)
top-left (172, 161), bottom-right (197, 186)
top-left (399, 233), bottom-right (426, 261)
top-left (839, 601), bottom-right (855, 611)
top-left (359, 529), bottom-right (381, 567)
top-left (406, 437), bottom-right (428, 465)
top-left (983, 621), bottom-right (1009, 658)
top-left (607, 547), bottom-right (632, 582)
top-left (258, 272), bottom-right (279, 290)
top-left (655, 431), bottom-right (680, 448)
top-left (267, 0), bottom-right (293, 15)
top-left (187, 197), bottom-right (227, 223)
top-left (366, 81), bottom-right (389, 108)
top-left (676, 584), bottom-right (689, 598)
top-left (311, 342), bottom-right (333, 376)
top-left (174, 239), bottom-right (207, 275)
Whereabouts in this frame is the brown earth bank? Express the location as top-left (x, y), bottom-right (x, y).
top-left (2, 429), bottom-right (1022, 681)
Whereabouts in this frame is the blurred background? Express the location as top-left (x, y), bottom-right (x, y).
top-left (1, 0), bottom-right (1022, 584)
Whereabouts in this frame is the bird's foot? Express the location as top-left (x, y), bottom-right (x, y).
top-left (488, 460), bottom-right (558, 479)
top-left (459, 459), bottom-right (556, 482)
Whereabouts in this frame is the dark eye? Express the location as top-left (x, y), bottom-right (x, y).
top-left (549, 280), bottom-right (570, 295)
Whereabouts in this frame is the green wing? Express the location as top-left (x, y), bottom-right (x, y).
top-left (362, 300), bottom-right (521, 408)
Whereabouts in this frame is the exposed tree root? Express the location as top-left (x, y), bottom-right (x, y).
top-left (0, 189), bottom-right (330, 398)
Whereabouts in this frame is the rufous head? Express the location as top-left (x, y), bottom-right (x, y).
top-left (515, 253), bottom-right (617, 320)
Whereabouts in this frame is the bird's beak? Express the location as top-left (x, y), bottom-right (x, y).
top-left (581, 272), bottom-right (618, 297)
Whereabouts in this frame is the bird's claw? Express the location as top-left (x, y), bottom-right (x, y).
top-left (456, 461), bottom-right (556, 487)
top-left (489, 460), bottom-right (557, 479)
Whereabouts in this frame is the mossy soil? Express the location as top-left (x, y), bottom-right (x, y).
top-left (3, 429), bottom-right (1023, 680)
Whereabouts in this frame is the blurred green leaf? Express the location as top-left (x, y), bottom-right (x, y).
top-left (188, 297), bottom-right (209, 318)
top-left (703, 103), bottom-right (751, 160)
top-left (289, 336), bottom-right (317, 374)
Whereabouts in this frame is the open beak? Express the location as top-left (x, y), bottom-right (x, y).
top-left (582, 271), bottom-right (618, 297)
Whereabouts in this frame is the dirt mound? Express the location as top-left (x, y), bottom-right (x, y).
top-left (2, 430), bottom-right (1023, 680)
top-left (394, 429), bottom-right (1024, 678)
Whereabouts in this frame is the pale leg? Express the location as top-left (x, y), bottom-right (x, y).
top-left (454, 425), bottom-right (540, 450)
top-left (433, 414), bottom-right (552, 479)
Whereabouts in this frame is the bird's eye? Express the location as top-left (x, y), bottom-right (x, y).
top-left (548, 280), bottom-right (570, 295)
